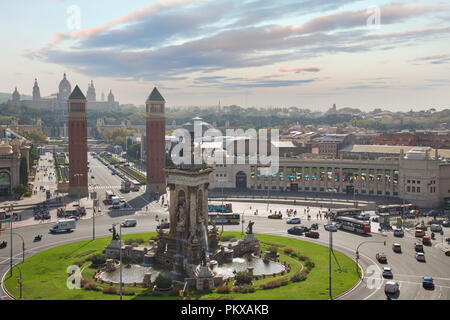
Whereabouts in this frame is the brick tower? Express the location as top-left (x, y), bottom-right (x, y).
top-left (68, 85), bottom-right (88, 197)
top-left (146, 87), bottom-right (166, 194)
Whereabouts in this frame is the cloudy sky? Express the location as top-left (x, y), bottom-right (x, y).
top-left (1, 0), bottom-right (450, 110)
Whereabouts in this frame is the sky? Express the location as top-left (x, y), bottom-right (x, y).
top-left (1, 0), bottom-right (450, 111)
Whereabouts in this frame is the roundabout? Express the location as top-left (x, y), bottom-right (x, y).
top-left (2, 231), bottom-right (359, 300)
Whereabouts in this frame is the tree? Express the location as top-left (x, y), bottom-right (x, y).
top-left (21, 129), bottom-right (47, 144)
top-left (126, 143), bottom-right (141, 160)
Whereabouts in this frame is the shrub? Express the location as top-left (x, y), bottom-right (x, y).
top-left (216, 284), bottom-right (231, 294)
top-left (305, 261), bottom-right (315, 270)
top-left (280, 278), bottom-right (289, 286)
top-left (299, 255), bottom-right (310, 261)
top-left (169, 287), bottom-right (179, 296)
top-left (149, 236), bottom-right (159, 241)
top-left (80, 278), bottom-right (88, 288)
top-left (72, 261), bottom-right (84, 267)
top-left (235, 271), bottom-right (253, 285)
top-left (283, 248), bottom-right (293, 254)
top-left (102, 286), bottom-right (118, 294)
top-left (84, 255), bottom-right (92, 262)
top-left (122, 289), bottom-right (135, 296)
top-left (260, 280), bottom-right (281, 290)
top-left (91, 254), bottom-right (107, 266)
top-left (290, 273), bottom-right (307, 282)
top-left (83, 282), bottom-right (98, 291)
top-left (267, 246), bottom-right (278, 255)
top-left (242, 284), bottom-right (255, 293)
top-left (155, 274), bottom-right (172, 289)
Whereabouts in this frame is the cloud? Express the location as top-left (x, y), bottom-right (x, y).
top-left (279, 67), bottom-right (320, 73)
top-left (31, 0), bottom-right (450, 83)
top-left (412, 54), bottom-right (450, 64)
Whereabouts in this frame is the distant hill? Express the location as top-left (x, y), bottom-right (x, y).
top-left (0, 92), bottom-right (32, 103)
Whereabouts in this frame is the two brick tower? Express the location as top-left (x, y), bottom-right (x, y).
top-left (68, 86), bottom-right (166, 197)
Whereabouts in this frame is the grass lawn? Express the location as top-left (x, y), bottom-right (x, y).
top-left (5, 232), bottom-right (359, 300)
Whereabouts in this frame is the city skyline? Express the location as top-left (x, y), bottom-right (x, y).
top-left (1, 0), bottom-right (450, 110)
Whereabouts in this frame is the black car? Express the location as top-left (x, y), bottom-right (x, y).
top-left (442, 220), bottom-right (450, 227)
top-left (157, 222), bottom-right (170, 229)
top-left (287, 226), bottom-right (309, 235)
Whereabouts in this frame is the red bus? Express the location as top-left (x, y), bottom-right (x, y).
top-left (335, 216), bottom-right (371, 234)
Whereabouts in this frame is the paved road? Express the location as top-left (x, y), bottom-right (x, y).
top-left (1, 153), bottom-right (449, 300)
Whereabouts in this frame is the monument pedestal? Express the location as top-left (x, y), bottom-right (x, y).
top-left (196, 265), bottom-right (215, 291)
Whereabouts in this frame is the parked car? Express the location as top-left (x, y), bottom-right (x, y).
top-left (68, 215), bottom-right (79, 221)
top-left (430, 224), bottom-right (442, 232)
top-left (415, 243), bottom-right (424, 252)
top-left (157, 222), bottom-right (170, 229)
top-left (442, 220), bottom-right (450, 227)
top-left (392, 243), bottom-right (402, 253)
top-left (445, 249), bottom-right (450, 256)
top-left (416, 224), bottom-right (428, 231)
top-left (287, 226), bottom-right (308, 235)
top-left (382, 267), bottom-right (393, 278)
top-left (422, 276), bottom-right (434, 289)
top-left (305, 231), bottom-right (320, 238)
top-left (393, 229), bottom-right (404, 237)
top-left (385, 281), bottom-right (399, 294)
top-left (376, 252), bottom-right (387, 263)
top-left (286, 218), bottom-right (301, 224)
top-left (416, 252), bottom-right (426, 262)
top-left (324, 223), bottom-right (337, 232)
top-left (121, 219), bottom-right (137, 227)
top-left (422, 236), bottom-right (431, 246)
top-left (415, 229), bottom-right (426, 237)
top-left (268, 214), bottom-right (282, 219)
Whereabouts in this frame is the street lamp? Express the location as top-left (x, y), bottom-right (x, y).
top-left (112, 222), bottom-right (123, 300)
top-left (355, 240), bottom-right (386, 277)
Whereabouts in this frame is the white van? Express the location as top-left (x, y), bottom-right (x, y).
top-left (385, 281), bottom-right (399, 294)
top-left (121, 219), bottom-right (137, 227)
top-left (50, 219), bottom-right (76, 233)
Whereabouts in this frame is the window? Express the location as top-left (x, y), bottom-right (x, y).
top-left (417, 187), bottom-right (420, 193)
top-left (412, 186), bottom-right (416, 192)
top-left (407, 186), bottom-right (410, 192)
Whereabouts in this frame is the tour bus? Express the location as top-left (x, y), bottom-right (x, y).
top-left (208, 212), bottom-right (240, 225)
top-left (105, 190), bottom-right (115, 204)
top-left (375, 204), bottom-right (416, 216)
top-left (335, 216), bottom-right (371, 234)
top-left (208, 204), bottom-right (232, 213)
top-left (330, 208), bottom-right (362, 220)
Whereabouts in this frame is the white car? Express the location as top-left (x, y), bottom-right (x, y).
top-left (382, 267), bottom-right (393, 278)
top-left (286, 218), bottom-right (301, 224)
top-left (324, 223), bottom-right (337, 232)
top-left (430, 224), bottom-right (442, 232)
top-left (393, 229), bottom-right (404, 237)
top-left (119, 197), bottom-right (126, 203)
top-left (416, 252), bottom-right (426, 262)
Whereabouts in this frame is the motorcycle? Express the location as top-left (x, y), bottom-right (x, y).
top-left (34, 235), bottom-right (43, 242)
top-left (0, 241), bottom-right (7, 249)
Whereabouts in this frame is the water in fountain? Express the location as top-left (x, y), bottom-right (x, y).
top-left (201, 223), bottom-right (209, 254)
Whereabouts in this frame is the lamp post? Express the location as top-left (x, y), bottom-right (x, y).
top-left (112, 222), bottom-right (123, 300)
top-left (9, 203), bottom-right (13, 277)
top-left (355, 240), bottom-right (386, 277)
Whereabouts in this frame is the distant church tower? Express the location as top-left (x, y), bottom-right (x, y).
top-left (146, 87), bottom-right (166, 194)
top-left (12, 87), bottom-right (20, 106)
top-left (101, 91), bottom-right (105, 102)
top-left (32, 78), bottom-right (41, 101)
top-left (107, 90), bottom-right (115, 104)
top-left (86, 80), bottom-right (96, 102)
top-left (68, 85), bottom-right (88, 197)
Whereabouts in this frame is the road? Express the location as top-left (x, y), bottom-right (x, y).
top-left (1, 153), bottom-right (449, 300)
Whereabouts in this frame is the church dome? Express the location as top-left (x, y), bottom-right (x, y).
top-left (12, 87), bottom-right (20, 101)
top-left (58, 73), bottom-right (72, 100)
